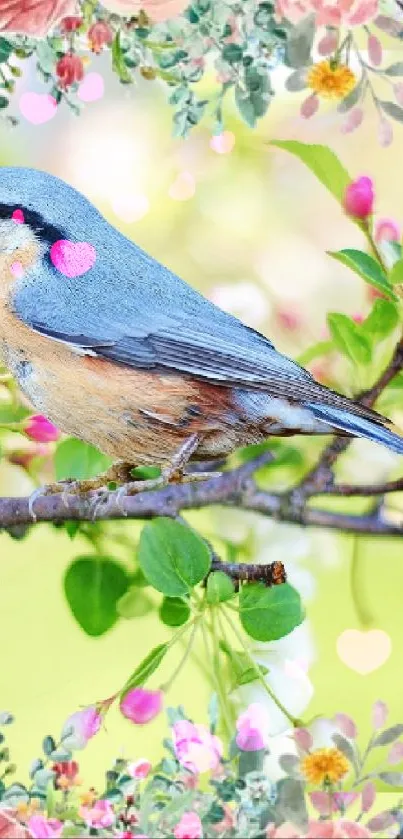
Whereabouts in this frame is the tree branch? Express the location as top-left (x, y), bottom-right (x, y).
top-left (1, 342), bottom-right (402, 538)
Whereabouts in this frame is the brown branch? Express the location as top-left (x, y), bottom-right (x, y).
top-left (326, 478), bottom-right (403, 496)
top-left (0, 463), bottom-right (402, 536)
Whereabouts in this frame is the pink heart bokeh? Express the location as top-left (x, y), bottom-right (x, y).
top-left (77, 72), bottom-right (104, 103)
top-left (19, 92), bottom-right (57, 125)
top-left (50, 240), bottom-right (97, 278)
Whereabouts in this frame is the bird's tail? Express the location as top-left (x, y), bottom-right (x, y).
top-left (305, 398), bottom-right (403, 455)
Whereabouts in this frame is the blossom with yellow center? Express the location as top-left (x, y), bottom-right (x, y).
top-left (301, 747), bottom-right (350, 785)
top-left (307, 61), bottom-right (356, 100)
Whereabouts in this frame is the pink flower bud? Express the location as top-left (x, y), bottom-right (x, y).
top-left (343, 176), bottom-right (374, 219)
top-left (80, 799), bottom-right (115, 829)
top-left (368, 33), bottom-right (382, 66)
top-left (334, 712), bottom-right (357, 738)
top-left (120, 687), bottom-right (163, 725)
top-left (361, 781), bottom-right (376, 812)
top-left (236, 702), bottom-right (271, 752)
top-left (174, 812), bottom-right (203, 839)
top-left (318, 30), bottom-right (338, 56)
top-left (172, 720), bottom-right (223, 773)
top-left (127, 758), bottom-right (152, 779)
top-left (340, 107), bottom-right (363, 134)
top-left (28, 816), bottom-right (63, 839)
top-left (60, 15), bottom-right (82, 32)
top-left (378, 118), bottom-right (393, 148)
top-left (375, 217), bottom-right (400, 242)
top-left (372, 699), bottom-right (388, 730)
top-left (24, 414), bottom-right (60, 443)
top-left (388, 741), bottom-right (403, 764)
top-left (61, 705), bottom-right (102, 750)
top-left (88, 20), bottom-right (113, 53)
top-left (56, 52), bottom-right (84, 89)
top-left (300, 93), bottom-right (319, 119)
top-left (293, 727), bottom-right (313, 751)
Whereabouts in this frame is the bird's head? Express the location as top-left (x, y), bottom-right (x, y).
top-left (0, 166), bottom-right (112, 293)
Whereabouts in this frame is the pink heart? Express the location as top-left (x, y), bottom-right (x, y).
top-left (19, 92), bottom-right (57, 125)
top-left (77, 72), bottom-right (104, 103)
top-left (336, 629), bottom-right (392, 674)
top-left (12, 209), bottom-right (25, 224)
top-left (50, 240), bottom-right (96, 278)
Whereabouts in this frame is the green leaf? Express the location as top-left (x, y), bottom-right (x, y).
top-left (206, 571), bottom-right (235, 604)
top-left (379, 100), bottom-right (403, 123)
top-left (297, 339), bottom-right (334, 366)
top-left (271, 140), bottom-right (350, 204)
top-left (337, 78), bottom-right (364, 113)
top-left (122, 643), bottom-right (168, 694)
top-left (222, 44), bottom-right (243, 63)
top-left (239, 582), bottom-right (304, 642)
top-left (389, 258), bottom-right (403, 286)
top-left (276, 778), bottom-right (308, 831)
top-left (328, 249), bottom-right (397, 301)
top-left (327, 313), bottom-right (372, 366)
top-left (239, 748), bottom-right (266, 776)
top-left (285, 13), bottom-right (315, 68)
top-left (384, 62), bottom-right (403, 76)
top-left (138, 518), bottom-right (211, 596)
top-left (363, 300), bottom-right (399, 339)
top-left (54, 438), bottom-right (112, 481)
top-left (64, 556), bottom-right (129, 637)
top-left (0, 39), bottom-right (13, 64)
top-left (378, 772), bottom-right (403, 786)
top-left (0, 97), bottom-right (8, 109)
top-left (42, 736), bottom-right (56, 756)
top-left (235, 67), bottom-right (271, 127)
top-left (285, 69), bottom-right (307, 92)
top-left (159, 596), bottom-right (191, 627)
top-left (112, 31), bottom-right (132, 83)
top-left (117, 587), bottom-right (153, 619)
top-left (372, 724), bottom-right (403, 747)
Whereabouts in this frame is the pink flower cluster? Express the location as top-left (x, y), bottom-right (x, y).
top-left (275, 0), bottom-right (378, 27)
top-left (236, 702), bottom-right (271, 752)
top-left (267, 820), bottom-right (371, 838)
top-left (172, 720), bottom-right (223, 774)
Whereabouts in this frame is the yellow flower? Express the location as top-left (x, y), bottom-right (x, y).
top-left (301, 747), bottom-right (350, 785)
top-left (307, 61), bottom-right (356, 100)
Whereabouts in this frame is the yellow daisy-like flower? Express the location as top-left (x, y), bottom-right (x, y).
top-left (307, 61), bottom-right (356, 100)
top-left (301, 747), bottom-right (350, 785)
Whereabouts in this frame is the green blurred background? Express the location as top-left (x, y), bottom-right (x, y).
top-left (1, 55), bottom-right (403, 793)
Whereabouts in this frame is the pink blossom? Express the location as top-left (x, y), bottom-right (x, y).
top-left (120, 687), bottom-right (163, 725)
top-left (343, 176), bottom-right (374, 219)
top-left (0, 0), bottom-right (76, 35)
top-left (374, 218), bottom-right (400, 242)
top-left (340, 107), bottom-right (363, 135)
top-left (236, 702), bottom-right (271, 752)
top-left (80, 799), bottom-right (115, 829)
top-left (27, 816), bottom-right (63, 839)
top-left (266, 824), bottom-right (301, 838)
top-left (277, 310), bottom-right (301, 331)
top-left (172, 720), bottom-right (223, 773)
top-left (267, 820), bottom-right (371, 838)
top-left (372, 699), bottom-right (388, 729)
top-left (300, 93), bottom-right (319, 119)
top-left (174, 812), bottom-right (203, 839)
top-left (368, 33), bottom-right (382, 65)
top-left (127, 758), bottom-right (152, 778)
top-left (388, 740), bottom-right (403, 764)
top-left (293, 727), bottom-right (313, 751)
top-left (275, 0), bottom-right (378, 27)
top-left (361, 782), bottom-right (376, 812)
top-left (61, 705), bottom-right (101, 750)
top-left (318, 30), bottom-right (338, 56)
top-left (24, 415), bottom-right (60, 443)
top-left (334, 712), bottom-right (357, 739)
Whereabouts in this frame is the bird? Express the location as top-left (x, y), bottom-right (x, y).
top-left (0, 166), bottom-right (402, 504)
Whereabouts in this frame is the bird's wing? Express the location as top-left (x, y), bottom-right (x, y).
top-left (22, 307), bottom-right (324, 401)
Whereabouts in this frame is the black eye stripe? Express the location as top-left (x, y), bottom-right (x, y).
top-left (0, 203), bottom-right (67, 247)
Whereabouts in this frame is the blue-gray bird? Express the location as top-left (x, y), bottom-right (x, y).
top-left (0, 166), bottom-right (402, 494)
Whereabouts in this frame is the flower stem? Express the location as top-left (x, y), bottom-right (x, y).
top-left (200, 617), bottom-right (232, 739)
top-left (221, 607), bottom-right (299, 727)
top-left (161, 618), bottom-right (200, 692)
